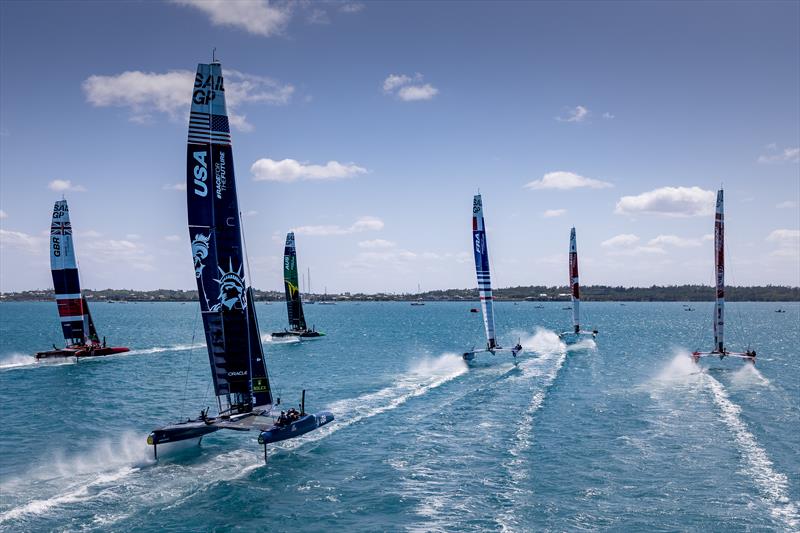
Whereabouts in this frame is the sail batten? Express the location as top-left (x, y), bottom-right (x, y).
top-left (283, 232), bottom-right (307, 331)
top-left (569, 227), bottom-right (580, 333)
top-left (472, 194), bottom-right (497, 349)
top-left (714, 189), bottom-right (725, 352)
top-left (186, 61), bottom-right (271, 412)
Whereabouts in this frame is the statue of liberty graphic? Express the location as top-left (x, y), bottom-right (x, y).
top-left (211, 258), bottom-right (247, 311)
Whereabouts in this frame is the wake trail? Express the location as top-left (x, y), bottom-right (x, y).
top-left (499, 328), bottom-right (573, 530)
top-left (702, 372), bottom-right (799, 530)
top-left (0, 352), bottom-right (40, 371)
top-left (6, 353), bottom-right (467, 530)
top-left (126, 343), bottom-right (204, 356)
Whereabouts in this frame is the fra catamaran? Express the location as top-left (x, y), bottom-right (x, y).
top-left (692, 189), bottom-right (756, 364)
top-left (463, 194), bottom-right (522, 361)
top-left (271, 232), bottom-right (324, 339)
top-left (147, 58), bottom-right (333, 461)
top-left (35, 199), bottom-right (130, 360)
top-left (558, 227), bottom-right (597, 343)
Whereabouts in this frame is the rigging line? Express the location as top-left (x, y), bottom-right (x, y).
top-left (239, 209), bottom-right (256, 402)
top-left (178, 302), bottom-right (201, 421)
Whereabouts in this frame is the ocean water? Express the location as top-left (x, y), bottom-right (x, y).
top-left (0, 301), bottom-right (798, 532)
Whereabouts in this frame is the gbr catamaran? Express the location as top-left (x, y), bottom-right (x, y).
top-left (147, 58), bottom-right (333, 461)
top-left (271, 232), bottom-right (324, 339)
top-left (35, 199), bottom-right (129, 360)
top-left (692, 189), bottom-right (756, 364)
top-left (463, 194), bottom-right (522, 361)
top-left (558, 227), bottom-right (597, 343)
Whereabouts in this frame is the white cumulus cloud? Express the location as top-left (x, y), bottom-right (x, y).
top-left (173, 0), bottom-right (290, 37)
top-left (163, 182), bottom-right (187, 191)
top-left (614, 186), bottom-right (715, 217)
top-left (292, 216), bottom-right (384, 236)
top-left (48, 179), bottom-right (86, 192)
top-left (0, 210), bottom-right (7, 219)
top-left (556, 105), bottom-right (589, 123)
top-left (647, 235), bottom-right (703, 247)
top-left (83, 69), bottom-right (293, 130)
top-left (758, 145), bottom-right (799, 164)
top-left (358, 239), bottom-right (395, 249)
top-left (251, 158), bottom-right (367, 182)
top-left (524, 171), bottom-right (612, 190)
top-left (382, 73), bottom-right (438, 101)
top-left (767, 229), bottom-right (800, 245)
top-left (542, 209), bottom-right (567, 218)
top-left (0, 229), bottom-right (43, 252)
top-left (776, 200), bottom-right (797, 209)
top-left (601, 234), bottom-right (640, 248)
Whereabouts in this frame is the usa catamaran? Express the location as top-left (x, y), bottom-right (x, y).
top-left (271, 232), bottom-right (324, 338)
top-left (463, 194), bottom-right (522, 361)
top-left (35, 199), bottom-right (129, 360)
top-left (558, 227), bottom-right (597, 343)
top-left (147, 59), bottom-right (333, 461)
top-left (692, 189), bottom-right (756, 364)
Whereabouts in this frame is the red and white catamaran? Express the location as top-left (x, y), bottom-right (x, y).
top-left (558, 227), bottom-right (597, 343)
top-left (691, 189), bottom-right (755, 364)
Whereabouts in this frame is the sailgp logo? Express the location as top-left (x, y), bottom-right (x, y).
top-left (193, 150), bottom-right (208, 197)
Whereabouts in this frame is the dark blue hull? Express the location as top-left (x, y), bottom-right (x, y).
top-left (258, 412), bottom-right (334, 444)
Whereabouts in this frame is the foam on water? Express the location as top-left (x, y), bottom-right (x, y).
top-left (126, 343), bottom-right (204, 356)
top-left (0, 431), bottom-right (151, 525)
top-left (262, 333), bottom-right (301, 344)
top-left (0, 352), bottom-right (38, 370)
top-left (729, 363), bottom-right (771, 389)
top-left (702, 370), bottom-right (799, 529)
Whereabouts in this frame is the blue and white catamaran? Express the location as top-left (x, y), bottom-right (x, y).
top-left (558, 227), bottom-right (597, 343)
top-left (692, 189), bottom-right (755, 364)
top-left (147, 58), bottom-right (333, 461)
top-left (463, 194), bottom-right (522, 361)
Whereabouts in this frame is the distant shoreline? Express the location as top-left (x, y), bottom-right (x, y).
top-left (2, 285), bottom-right (797, 303)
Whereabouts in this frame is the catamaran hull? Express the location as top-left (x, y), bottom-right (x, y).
top-left (258, 412), bottom-right (334, 444)
top-left (271, 330), bottom-right (326, 339)
top-left (462, 346), bottom-right (521, 361)
top-left (34, 347), bottom-right (129, 360)
top-left (557, 331), bottom-right (597, 345)
top-left (148, 422), bottom-right (222, 446)
top-left (691, 351), bottom-right (755, 364)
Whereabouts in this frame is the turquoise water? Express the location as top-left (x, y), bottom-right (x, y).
top-left (0, 301), bottom-right (798, 531)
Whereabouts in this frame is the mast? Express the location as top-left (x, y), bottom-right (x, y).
top-left (472, 194), bottom-right (497, 350)
top-left (187, 60), bottom-right (271, 413)
top-left (283, 232), bottom-right (307, 331)
top-left (569, 227), bottom-right (580, 334)
top-left (50, 199), bottom-right (93, 347)
top-left (714, 189), bottom-right (724, 352)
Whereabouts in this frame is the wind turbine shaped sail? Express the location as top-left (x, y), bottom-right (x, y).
top-left (147, 58), bottom-right (332, 461)
top-left (35, 199), bottom-right (129, 359)
top-left (463, 193), bottom-right (521, 361)
top-left (558, 227), bottom-right (597, 343)
top-left (692, 189), bottom-right (755, 364)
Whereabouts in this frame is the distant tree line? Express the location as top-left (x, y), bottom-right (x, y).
top-left (1, 285), bottom-right (797, 302)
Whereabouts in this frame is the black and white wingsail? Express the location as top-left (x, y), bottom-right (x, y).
top-left (558, 227), bottom-right (597, 344)
top-left (692, 189), bottom-right (756, 364)
top-left (462, 194), bottom-right (521, 361)
top-left (147, 59), bottom-right (332, 460)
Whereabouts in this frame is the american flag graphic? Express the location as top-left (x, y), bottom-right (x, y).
top-left (50, 221), bottom-right (72, 235)
top-left (188, 111), bottom-right (231, 145)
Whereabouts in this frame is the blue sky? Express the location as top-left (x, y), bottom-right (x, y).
top-left (1, 0), bottom-right (798, 293)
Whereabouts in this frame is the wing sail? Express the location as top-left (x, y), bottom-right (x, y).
top-left (283, 232), bottom-right (307, 331)
top-left (713, 189), bottom-right (724, 352)
top-left (186, 61), bottom-right (270, 413)
top-left (569, 227), bottom-right (580, 334)
top-left (472, 194), bottom-right (497, 350)
top-left (50, 199), bottom-right (92, 346)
